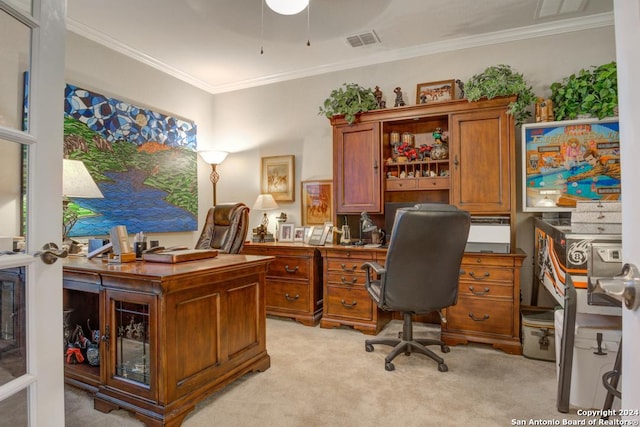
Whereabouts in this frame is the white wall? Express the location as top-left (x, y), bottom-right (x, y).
top-left (65, 26), bottom-right (616, 303)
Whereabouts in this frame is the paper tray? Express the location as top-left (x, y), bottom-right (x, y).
top-left (143, 249), bottom-right (218, 263)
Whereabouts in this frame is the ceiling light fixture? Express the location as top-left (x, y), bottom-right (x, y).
top-left (266, 0), bottom-right (309, 15)
top-left (261, 0), bottom-right (311, 55)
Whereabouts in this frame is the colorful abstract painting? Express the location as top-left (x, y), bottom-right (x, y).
top-left (63, 84), bottom-right (198, 237)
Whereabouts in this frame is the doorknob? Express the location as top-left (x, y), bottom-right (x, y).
top-left (34, 243), bottom-right (68, 264)
top-left (595, 263), bottom-right (640, 311)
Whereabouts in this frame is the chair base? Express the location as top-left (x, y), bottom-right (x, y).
top-left (365, 313), bottom-right (450, 372)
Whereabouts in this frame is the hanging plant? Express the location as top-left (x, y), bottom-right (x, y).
top-left (464, 64), bottom-right (536, 126)
top-left (318, 83), bottom-right (378, 125)
top-left (550, 61), bottom-right (618, 120)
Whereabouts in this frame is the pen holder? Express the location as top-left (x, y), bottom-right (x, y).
top-left (134, 242), bottom-right (147, 259)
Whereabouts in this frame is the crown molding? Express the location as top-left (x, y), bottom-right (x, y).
top-left (67, 12), bottom-right (613, 95)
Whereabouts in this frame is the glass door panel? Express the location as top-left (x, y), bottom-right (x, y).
top-left (0, 8), bottom-right (30, 132)
top-left (114, 300), bottom-right (150, 386)
top-left (0, 267), bottom-right (25, 384)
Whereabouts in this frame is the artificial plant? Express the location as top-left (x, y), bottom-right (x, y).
top-left (318, 83), bottom-right (378, 125)
top-left (550, 61), bottom-right (618, 120)
top-left (464, 64), bottom-right (536, 126)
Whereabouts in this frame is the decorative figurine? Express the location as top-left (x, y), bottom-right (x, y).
top-left (430, 127), bottom-right (449, 160)
top-left (374, 86), bottom-right (384, 109)
top-left (455, 79), bottom-right (465, 99)
top-left (393, 87), bottom-right (406, 107)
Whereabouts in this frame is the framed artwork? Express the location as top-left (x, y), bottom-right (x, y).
top-left (416, 79), bottom-right (455, 104)
top-left (521, 118), bottom-right (620, 212)
top-left (307, 226), bottom-right (326, 246)
top-left (301, 180), bottom-right (333, 225)
top-left (278, 223), bottom-right (295, 242)
top-left (293, 227), bottom-right (305, 242)
top-left (261, 155), bottom-right (295, 202)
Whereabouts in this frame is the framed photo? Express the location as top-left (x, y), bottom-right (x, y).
top-left (307, 226), bottom-right (327, 246)
top-left (261, 155), bottom-right (295, 202)
top-left (416, 80), bottom-right (455, 104)
top-left (301, 180), bottom-right (333, 225)
top-left (323, 222), bottom-right (334, 244)
top-left (521, 118), bottom-right (620, 212)
top-left (293, 227), bottom-right (305, 242)
top-left (278, 223), bottom-right (295, 242)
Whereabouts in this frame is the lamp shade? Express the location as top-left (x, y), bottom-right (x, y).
top-left (266, 0), bottom-right (308, 15)
top-left (63, 159), bottom-right (104, 199)
top-left (252, 194), bottom-right (279, 211)
top-left (199, 150), bottom-right (229, 165)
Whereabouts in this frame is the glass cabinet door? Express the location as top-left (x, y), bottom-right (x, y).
top-left (105, 290), bottom-right (156, 399)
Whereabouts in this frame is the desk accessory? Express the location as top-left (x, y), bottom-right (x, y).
top-left (143, 249), bottom-right (218, 263)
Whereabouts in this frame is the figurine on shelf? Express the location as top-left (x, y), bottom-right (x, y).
top-left (393, 87), bottom-right (406, 107)
top-left (374, 86), bottom-right (384, 109)
top-left (418, 144), bottom-right (432, 160)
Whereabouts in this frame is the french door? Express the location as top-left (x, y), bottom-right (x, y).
top-left (0, 0), bottom-right (66, 425)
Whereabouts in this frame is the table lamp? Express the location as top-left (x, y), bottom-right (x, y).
top-left (359, 211), bottom-right (377, 245)
top-left (63, 159), bottom-right (104, 246)
top-left (252, 194), bottom-right (278, 242)
top-left (199, 150), bottom-right (229, 206)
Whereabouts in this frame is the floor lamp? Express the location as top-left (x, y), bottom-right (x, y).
top-left (199, 151), bottom-right (229, 206)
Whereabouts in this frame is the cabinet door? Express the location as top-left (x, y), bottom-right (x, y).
top-left (334, 122), bottom-right (382, 213)
top-left (104, 289), bottom-right (156, 400)
top-left (450, 109), bottom-right (512, 213)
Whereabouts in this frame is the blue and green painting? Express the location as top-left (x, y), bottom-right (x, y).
top-left (63, 84), bottom-right (198, 237)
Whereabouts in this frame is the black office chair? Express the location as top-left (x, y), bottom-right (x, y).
top-left (194, 203), bottom-right (249, 254)
top-left (362, 203), bottom-right (470, 372)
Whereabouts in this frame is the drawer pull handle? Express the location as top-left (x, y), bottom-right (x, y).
top-left (469, 286), bottom-right (490, 296)
top-left (469, 271), bottom-right (490, 280)
top-left (468, 313), bottom-right (490, 322)
top-left (340, 263), bottom-right (357, 272)
top-left (340, 299), bottom-right (357, 308)
top-left (285, 293), bottom-right (300, 301)
top-left (284, 265), bottom-right (299, 274)
top-left (341, 276), bottom-right (357, 285)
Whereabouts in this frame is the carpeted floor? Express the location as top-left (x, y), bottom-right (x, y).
top-left (65, 317), bottom-right (606, 426)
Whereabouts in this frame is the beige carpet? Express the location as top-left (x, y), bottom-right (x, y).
top-left (65, 317), bottom-right (604, 427)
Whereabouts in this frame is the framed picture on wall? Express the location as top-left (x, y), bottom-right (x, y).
top-left (416, 79), bottom-right (455, 104)
top-left (301, 180), bottom-right (333, 225)
top-left (261, 155), bottom-right (295, 202)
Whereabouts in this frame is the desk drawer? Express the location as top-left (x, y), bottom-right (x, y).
top-left (267, 256), bottom-right (310, 280)
top-left (326, 272), bottom-right (366, 287)
top-left (326, 259), bottom-right (368, 274)
top-left (446, 297), bottom-right (513, 336)
top-left (325, 286), bottom-right (372, 320)
top-left (458, 282), bottom-right (512, 299)
top-left (459, 265), bottom-right (513, 284)
top-left (266, 280), bottom-right (309, 311)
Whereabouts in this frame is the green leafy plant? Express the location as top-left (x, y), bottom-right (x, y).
top-left (318, 83), bottom-right (378, 125)
top-left (550, 61), bottom-right (618, 120)
top-left (464, 64), bottom-right (536, 126)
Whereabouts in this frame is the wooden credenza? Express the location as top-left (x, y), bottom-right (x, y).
top-left (241, 242), bottom-right (323, 326)
top-left (62, 254), bottom-right (272, 427)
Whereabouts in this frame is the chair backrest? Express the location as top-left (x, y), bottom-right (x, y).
top-left (381, 203), bottom-right (471, 314)
top-left (194, 203), bottom-right (249, 254)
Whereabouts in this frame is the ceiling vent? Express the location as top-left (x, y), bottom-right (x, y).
top-left (346, 30), bottom-right (380, 48)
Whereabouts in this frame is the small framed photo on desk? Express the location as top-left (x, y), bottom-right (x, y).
top-left (307, 226), bottom-right (328, 246)
top-left (278, 223), bottom-right (295, 242)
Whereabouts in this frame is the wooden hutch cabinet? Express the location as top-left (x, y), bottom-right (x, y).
top-left (62, 255), bottom-right (272, 426)
top-left (328, 96), bottom-right (524, 354)
top-left (241, 242), bottom-right (323, 326)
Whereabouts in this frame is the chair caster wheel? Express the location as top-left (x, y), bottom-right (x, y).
top-left (438, 363), bottom-right (448, 372)
top-left (385, 362), bottom-right (395, 371)
top-left (441, 345), bottom-right (450, 353)
top-left (365, 343), bottom-right (374, 352)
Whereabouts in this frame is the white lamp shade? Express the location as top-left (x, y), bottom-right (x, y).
top-left (252, 194), bottom-right (279, 211)
top-left (63, 159), bottom-right (104, 198)
top-left (199, 150), bottom-right (229, 165)
top-left (266, 0), bottom-right (309, 15)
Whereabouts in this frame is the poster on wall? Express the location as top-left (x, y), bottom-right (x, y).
top-left (63, 84), bottom-right (198, 236)
top-left (522, 118), bottom-right (620, 212)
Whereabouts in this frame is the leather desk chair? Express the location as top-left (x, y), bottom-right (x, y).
top-left (195, 203), bottom-right (249, 254)
top-left (362, 203), bottom-right (470, 372)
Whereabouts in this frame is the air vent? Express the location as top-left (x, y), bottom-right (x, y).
top-left (346, 30), bottom-right (380, 48)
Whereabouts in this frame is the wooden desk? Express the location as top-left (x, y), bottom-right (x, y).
top-left (63, 254), bottom-right (272, 427)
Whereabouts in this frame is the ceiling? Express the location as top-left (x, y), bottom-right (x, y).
top-left (66, 0), bottom-right (613, 95)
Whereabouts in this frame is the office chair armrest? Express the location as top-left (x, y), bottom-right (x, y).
top-left (361, 261), bottom-right (385, 276)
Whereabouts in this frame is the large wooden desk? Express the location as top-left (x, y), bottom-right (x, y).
top-left (62, 254), bottom-right (272, 426)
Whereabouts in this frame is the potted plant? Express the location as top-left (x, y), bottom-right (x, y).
top-left (550, 61), bottom-right (618, 120)
top-left (464, 64), bottom-right (536, 126)
top-left (318, 83), bottom-right (378, 125)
